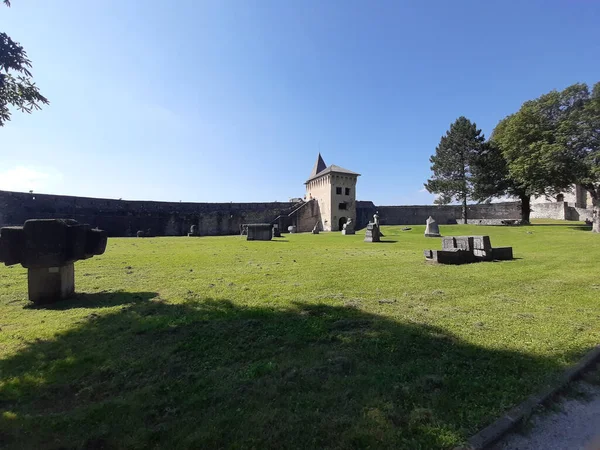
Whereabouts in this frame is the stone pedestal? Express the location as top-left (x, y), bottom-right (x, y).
top-left (364, 223), bottom-right (380, 242)
top-left (28, 263), bottom-right (75, 304)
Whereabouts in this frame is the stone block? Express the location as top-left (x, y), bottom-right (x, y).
top-left (27, 263), bottom-right (75, 304)
top-left (454, 236), bottom-right (473, 251)
top-left (472, 235), bottom-right (493, 260)
top-left (1, 219), bottom-right (107, 269)
top-left (273, 226), bottom-right (281, 238)
top-left (247, 223), bottom-right (272, 241)
top-left (425, 235), bottom-right (514, 265)
top-left (0, 226), bottom-right (25, 266)
top-left (431, 249), bottom-right (473, 265)
top-left (442, 237), bottom-right (456, 250)
top-left (492, 247), bottom-right (513, 260)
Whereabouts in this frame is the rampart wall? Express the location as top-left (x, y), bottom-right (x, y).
top-left (374, 202), bottom-right (522, 226)
top-left (0, 190), bottom-right (526, 236)
top-left (0, 190), bottom-right (296, 237)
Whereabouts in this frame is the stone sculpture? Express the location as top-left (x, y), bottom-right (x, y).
top-left (188, 225), bottom-right (200, 237)
top-left (312, 223), bottom-right (320, 234)
top-left (424, 235), bottom-right (513, 264)
top-left (424, 216), bottom-right (441, 237)
top-left (0, 219), bottom-right (107, 304)
top-left (272, 225), bottom-right (281, 237)
top-left (342, 218), bottom-right (355, 235)
top-left (364, 222), bottom-right (380, 242)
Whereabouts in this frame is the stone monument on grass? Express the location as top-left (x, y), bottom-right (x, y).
top-left (364, 222), bottom-right (380, 242)
top-left (273, 225), bottom-right (281, 237)
top-left (312, 222), bottom-right (320, 234)
top-left (424, 235), bottom-right (513, 264)
top-left (188, 225), bottom-right (200, 237)
top-left (424, 216), bottom-right (441, 237)
top-left (0, 219), bottom-right (108, 304)
top-left (246, 223), bottom-right (272, 241)
top-left (342, 218), bottom-right (355, 235)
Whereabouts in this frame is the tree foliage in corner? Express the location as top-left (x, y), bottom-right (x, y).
top-left (558, 82), bottom-right (600, 233)
top-left (491, 83), bottom-right (600, 232)
top-left (425, 116), bottom-right (484, 224)
top-left (0, 0), bottom-right (48, 126)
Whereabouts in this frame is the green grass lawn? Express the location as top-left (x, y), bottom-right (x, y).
top-left (1, 222), bottom-right (599, 449)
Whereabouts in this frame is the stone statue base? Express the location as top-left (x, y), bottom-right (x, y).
top-left (28, 263), bottom-right (75, 304)
top-left (364, 223), bottom-right (380, 242)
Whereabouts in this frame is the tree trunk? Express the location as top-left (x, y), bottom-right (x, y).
top-left (519, 194), bottom-right (531, 224)
top-left (588, 187), bottom-right (599, 233)
top-left (462, 196), bottom-right (468, 224)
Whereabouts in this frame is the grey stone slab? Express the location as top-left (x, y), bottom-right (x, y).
top-left (246, 223), bottom-right (272, 241)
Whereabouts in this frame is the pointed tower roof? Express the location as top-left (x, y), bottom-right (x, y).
top-left (308, 153), bottom-right (327, 179)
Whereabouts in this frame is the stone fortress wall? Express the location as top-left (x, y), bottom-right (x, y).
top-left (0, 190), bottom-right (524, 237)
top-left (0, 190), bottom-right (298, 237)
top-left (373, 202), bottom-right (522, 227)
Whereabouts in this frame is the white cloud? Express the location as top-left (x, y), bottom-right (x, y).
top-left (0, 166), bottom-right (64, 193)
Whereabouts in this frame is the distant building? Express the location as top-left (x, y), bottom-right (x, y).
top-left (530, 184), bottom-right (594, 221)
top-left (304, 153), bottom-right (360, 231)
top-left (531, 184), bottom-right (593, 209)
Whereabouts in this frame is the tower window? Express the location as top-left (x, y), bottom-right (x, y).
top-left (336, 187), bottom-right (342, 195)
top-left (345, 188), bottom-right (350, 195)
top-left (339, 202), bottom-right (347, 210)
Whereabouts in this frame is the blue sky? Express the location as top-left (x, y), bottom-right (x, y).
top-left (1, 0), bottom-right (599, 204)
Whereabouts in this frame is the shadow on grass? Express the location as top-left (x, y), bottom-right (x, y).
top-left (378, 240), bottom-right (398, 244)
top-left (24, 291), bottom-right (159, 310)
top-left (568, 226), bottom-right (593, 232)
top-left (530, 223), bottom-right (585, 227)
top-left (0, 297), bottom-right (573, 449)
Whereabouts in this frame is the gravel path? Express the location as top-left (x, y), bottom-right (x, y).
top-left (493, 380), bottom-right (600, 450)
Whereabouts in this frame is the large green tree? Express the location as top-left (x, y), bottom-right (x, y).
top-left (0, 0), bottom-right (48, 126)
top-left (470, 138), bottom-right (532, 223)
top-left (425, 116), bottom-right (485, 224)
top-left (492, 83), bottom-right (599, 232)
top-left (558, 82), bottom-right (600, 232)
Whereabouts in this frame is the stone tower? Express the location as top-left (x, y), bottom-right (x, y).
top-left (304, 154), bottom-right (360, 231)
